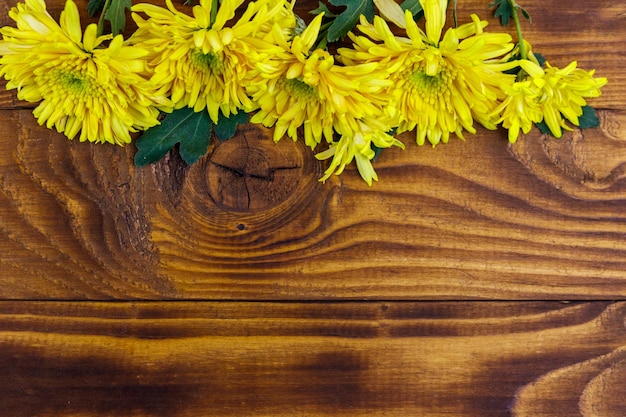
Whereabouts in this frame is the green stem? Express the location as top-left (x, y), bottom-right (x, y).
top-left (508, 0), bottom-right (527, 60)
top-left (210, 0), bottom-right (219, 26)
top-left (314, 33), bottom-right (328, 51)
top-left (452, 0), bottom-right (458, 27)
top-left (96, 0), bottom-right (112, 37)
top-left (319, 21), bottom-right (333, 32)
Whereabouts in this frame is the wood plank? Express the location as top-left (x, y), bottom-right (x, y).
top-left (1, 301), bottom-right (625, 416)
top-left (4, 106), bottom-right (626, 299)
top-left (1, 0), bottom-right (626, 300)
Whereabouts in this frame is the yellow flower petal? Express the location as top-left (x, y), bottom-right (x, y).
top-left (59, 0), bottom-right (81, 44)
top-left (82, 23), bottom-right (98, 51)
top-left (131, 0), bottom-right (293, 122)
top-left (373, 0), bottom-right (407, 28)
top-left (0, 0), bottom-right (167, 145)
top-left (300, 13), bottom-right (324, 51)
top-left (420, 0), bottom-right (447, 45)
top-left (344, 0), bottom-right (516, 146)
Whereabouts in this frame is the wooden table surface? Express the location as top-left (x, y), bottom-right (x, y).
top-left (1, 0), bottom-right (625, 415)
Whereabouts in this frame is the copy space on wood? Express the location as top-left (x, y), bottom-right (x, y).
top-left (1, 301), bottom-right (626, 417)
top-left (1, 0), bottom-right (626, 300)
top-left (3, 106), bottom-right (626, 299)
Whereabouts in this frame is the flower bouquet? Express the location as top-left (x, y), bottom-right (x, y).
top-left (0, 0), bottom-right (607, 185)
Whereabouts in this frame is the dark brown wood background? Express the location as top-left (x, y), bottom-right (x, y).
top-left (1, 0), bottom-right (625, 415)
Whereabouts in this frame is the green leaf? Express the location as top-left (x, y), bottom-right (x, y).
top-left (501, 51), bottom-right (545, 75)
top-left (578, 105), bottom-right (600, 129)
top-left (535, 120), bottom-right (551, 136)
top-left (327, 0), bottom-right (375, 42)
top-left (371, 143), bottom-right (385, 161)
top-left (502, 55), bottom-right (522, 74)
top-left (178, 112), bottom-right (213, 165)
top-left (214, 109), bottom-right (249, 141)
top-left (534, 106), bottom-right (600, 138)
top-left (489, 0), bottom-right (514, 26)
top-left (489, 0), bottom-right (531, 26)
top-left (87, 0), bottom-right (106, 17)
top-left (134, 108), bottom-right (212, 166)
top-left (104, 0), bottom-right (132, 35)
top-left (400, 0), bottom-right (423, 17)
top-left (311, 1), bottom-right (337, 17)
top-left (533, 52), bottom-right (546, 68)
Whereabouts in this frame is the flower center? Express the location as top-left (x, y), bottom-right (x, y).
top-left (283, 77), bottom-right (318, 101)
top-left (403, 60), bottom-right (456, 105)
top-left (190, 49), bottom-right (224, 75)
top-left (49, 67), bottom-right (97, 98)
top-left (411, 71), bottom-right (443, 91)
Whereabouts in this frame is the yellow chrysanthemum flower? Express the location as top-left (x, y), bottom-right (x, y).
top-left (495, 59), bottom-right (607, 142)
top-left (340, 0), bottom-right (517, 146)
top-left (316, 117), bottom-right (404, 186)
top-left (131, 0), bottom-right (294, 123)
top-left (492, 77), bottom-right (542, 143)
top-left (0, 0), bottom-right (167, 145)
top-left (526, 59), bottom-right (606, 139)
top-left (246, 13), bottom-right (394, 149)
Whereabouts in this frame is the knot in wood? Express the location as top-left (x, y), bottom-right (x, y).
top-left (207, 124), bottom-right (318, 212)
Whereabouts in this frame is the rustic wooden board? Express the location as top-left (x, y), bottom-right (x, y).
top-left (1, 0), bottom-right (625, 300)
top-left (2, 0), bottom-right (626, 413)
top-left (4, 106), bottom-right (626, 300)
top-left (1, 301), bottom-right (625, 416)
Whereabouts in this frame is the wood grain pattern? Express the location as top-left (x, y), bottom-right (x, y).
top-left (4, 113), bottom-right (626, 299)
top-left (1, 301), bottom-right (625, 416)
top-left (1, 0), bottom-right (626, 300)
top-left (2, 1), bottom-right (626, 414)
